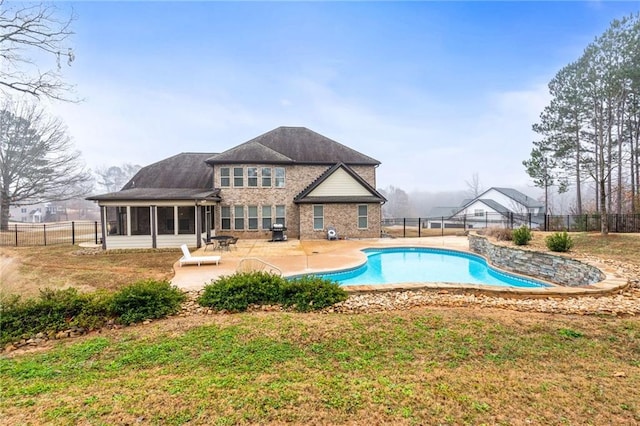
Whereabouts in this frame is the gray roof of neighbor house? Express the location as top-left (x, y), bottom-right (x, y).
top-left (428, 206), bottom-right (459, 219)
top-left (87, 153), bottom-right (220, 202)
top-left (491, 187), bottom-right (544, 208)
top-left (207, 127), bottom-right (381, 166)
top-left (476, 199), bottom-right (510, 214)
top-left (294, 163), bottom-right (387, 204)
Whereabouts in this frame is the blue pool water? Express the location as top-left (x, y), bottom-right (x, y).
top-left (315, 247), bottom-right (549, 288)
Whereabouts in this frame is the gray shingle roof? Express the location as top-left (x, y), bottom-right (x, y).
top-left (123, 152), bottom-right (215, 190)
top-left (427, 207), bottom-right (459, 219)
top-left (87, 153), bottom-right (218, 202)
top-left (88, 188), bottom-right (220, 202)
top-left (477, 199), bottom-right (510, 214)
top-left (207, 127), bottom-right (380, 166)
top-left (491, 187), bottom-right (544, 208)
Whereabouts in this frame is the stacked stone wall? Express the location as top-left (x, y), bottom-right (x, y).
top-left (468, 234), bottom-right (605, 287)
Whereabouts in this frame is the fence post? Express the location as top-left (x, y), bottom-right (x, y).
top-left (43, 224), bottom-right (47, 246)
top-left (14, 224), bottom-right (18, 246)
top-left (418, 218), bottom-right (421, 237)
top-left (566, 215), bottom-right (570, 231)
top-left (72, 221), bottom-right (75, 245)
top-left (441, 217), bottom-right (444, 237)
top-left (585, 214), bottom-right (588, 232)
top-left (95, 221), bottom-right (99, 244)
top-left (403, 218), bottom-right (406, 238)
top-left (528, 213), bottom-right (531, 229)
top-left (615, 214), bottom-right (619, 233)
top-left (510, 212), bottom-right (514, 229)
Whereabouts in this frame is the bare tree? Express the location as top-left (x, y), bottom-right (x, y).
top-left (0, 0), bottom-right (76, 101)
top-left (95, 163), bottom-right (142, 193)
top-left (465, 172), bottom-right (484, 198)
top-left (0, 97), bottom-right (91, 229)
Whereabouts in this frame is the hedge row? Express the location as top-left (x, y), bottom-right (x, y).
top-left (0, 280), bottom-right (186, 346)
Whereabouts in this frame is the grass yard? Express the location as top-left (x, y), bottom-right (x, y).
top-left (1, 308), bottom-right (639, 425)
top-left (0, 246), bottom-right (178, 298)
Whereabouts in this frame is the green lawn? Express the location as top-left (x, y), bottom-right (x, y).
top-left (2, 308), bottom-right (639, 425)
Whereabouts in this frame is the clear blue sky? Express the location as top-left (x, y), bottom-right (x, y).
top-left (51, 1), bottom-right (640, 194)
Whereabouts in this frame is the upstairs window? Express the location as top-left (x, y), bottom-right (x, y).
top-left (247, 168), bottom-right (258, 187)
top-left (474, 209), bottom-right (484, 217)
top-left (275, 167), bottom-right (285, 188)
top-left (220, 168), bottom-right (230, 187)
top-left (233, 168), bottom-right (244, 187)
top-left (262, 167), bottom-right (272, 187)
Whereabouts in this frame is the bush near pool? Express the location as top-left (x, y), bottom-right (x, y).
top-left (197, 272), bottom-right (348, 312)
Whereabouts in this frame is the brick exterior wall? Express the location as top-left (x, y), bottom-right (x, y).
top-left (213, 163), bottom-right (381, 239)
top-left (299, 203), bottom-right (381, 240)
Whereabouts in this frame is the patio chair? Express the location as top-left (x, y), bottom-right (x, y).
top-left (179, 244), bottom-right (221, 267)
top-left (228, 237), bottom-right (238, 250)
top-left (202, 237), bottom-right (216, 251)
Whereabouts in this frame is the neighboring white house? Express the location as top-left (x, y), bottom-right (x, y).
top-left (8, 202), bottom-right (68, 223)
top-left (427, 187), bottom-right (545, 229)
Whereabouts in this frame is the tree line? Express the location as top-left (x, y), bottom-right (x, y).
top-left (524, 14), bottom-right (640, 234)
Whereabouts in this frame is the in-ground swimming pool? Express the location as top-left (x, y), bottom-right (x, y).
top-left (314, 247), bottom-right (550, 288)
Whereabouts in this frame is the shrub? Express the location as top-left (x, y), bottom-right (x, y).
top-left (198, 272), bottom-right (348, 312)
top-left (198, 271), bottom-right (283, 312)
top-left (486, 227), bottom-right (512, 241)
top-left (280, 276), bottom-right (348, 312)
top-left (0, 288), bottom-right (106, 345)
top-left (109, 279), bottom-right (187, 325)
top-left (512, 225), bottom-right (533, 246)
top-left (545, 231), bottom-right (574, 252)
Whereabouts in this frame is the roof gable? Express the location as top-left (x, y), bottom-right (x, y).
top-left (294, 163), bottom-right (386, 204)
top-left (207, 127), bottom-right (380, 165)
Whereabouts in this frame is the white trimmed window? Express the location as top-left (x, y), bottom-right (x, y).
top-left (357, 205), bottom-right (368, 229)
top-left (275, 167), bottom-right (285, 188)
top-left (275, 205), bottom-right (286, 225)
top-left (247, 168), bottom-right (258, 187)
top-left (248, 205), bottom-right (258, 230)
top-left (221, 206), bottom-right (231, 230)
top-left (233, 167), bottom-right (244, 187)
top-left (262, 167), bottom-right (271, 187)
top-left (220, 168), bottom-right (230, 187)
top-left (234, 206), bottom-right (244, 230)
top-left (474, 209), bottom-right (484, 217)
top-left (313, 205), bottom-right (324, 230)
top-left (262, 205), bottom-right (272, 230)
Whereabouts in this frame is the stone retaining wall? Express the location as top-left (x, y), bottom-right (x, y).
top-left (468, 234), bottom-right (605, 287)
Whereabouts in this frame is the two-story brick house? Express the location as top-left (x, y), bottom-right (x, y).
top-left (88, 127), bottom-right (386, 249)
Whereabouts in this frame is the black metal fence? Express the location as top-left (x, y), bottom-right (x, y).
top-left (382, 213), bottom-right (640, 237)
top-left (0, 221), bottom-right (101, 247)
